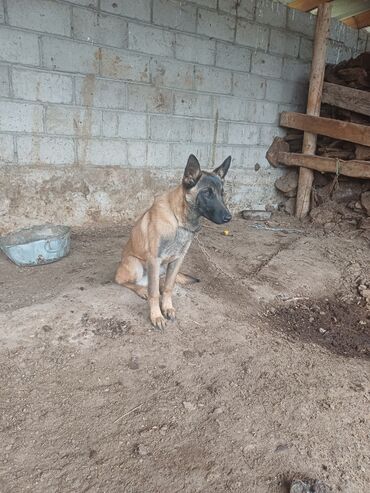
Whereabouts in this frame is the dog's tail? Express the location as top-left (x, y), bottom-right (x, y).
top-left (176, 272), bottom-right (200, 285)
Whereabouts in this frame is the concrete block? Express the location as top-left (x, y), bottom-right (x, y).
top-left (194, 0), bottom-right (217, 8)
top-left (282, 58), bottom-right (310, 83)
top-left (117, 112), bottom-right (147, 139)
top-left (278, 103), bottom-right (305, 114)
top-left (0, 27), bottom-right (39, 66)
top-left (73, 8), bottom-right (128, 48)
top-left (100, 0), bottom-right (150, 22)
top-left (357, 30), bottom-right (368, 53)
top-left (228, 123), bottom-right (259, 145)
top-left (0, 134), bottom-right (14, 163)
top-left (269, 30), bottom-right (300, 58)
top-left (259, 125), bottom-right (285, 146)
top-left (219, 0), bottom-right (255, 19)
top-left (0, 65), bottom-right (9, 97)
top-left (245, 101), bottom-right (278, 124)
top-left (191, 119), bottom-right (228, 144)
top-left (197, 9), bottom-right (235, 43)
top-left (127, 140), bottom-right (147, 167)
top-left (8, 0), bottom-right (71, 37)
top-left (326, 41), bottom-right (352, 65)
top-left (233, 73), bottom-right (266, 100)
top-left (128, 23), bottom-right (174, 57)
top-left (255, 0), bottom-right (287, 28)
top-left (66, 0), bottom-right (98, 6)
top-left (153, 0), bottom-right (197, 32)
top-left (214, 96), bottom-right (246, 121)
top-left (171, 143), bottom-right (210, 169)
top-left (195, 66), bottom-right (232, 94)
top-left (243, 146), bottom-right (269, 167)
top-left (151, 59), bottom-right (193, 91)
top-left (299, 37), bottom-right (313, 61)
top-left (216, 42), bottom-right (251, 71)
top-left (128, 84), bottom-right (173, 113)
top-left (174, 92), bottom-right (213, 118)
top-left (42, 37), bottom-right (99, 74)
top-left (236, 19), bottom-right (269, 50)
top-left (101, 112), bottom-right (117, 137)
top-left (77, 138), bottom-right (127, 165)
top-left (0, 0), bottom-right (4, 23)
top-left (100, 48), bottom-right (150, 82)
top-left (251, 52), bottom-right (282, 78)
top-left (13, 68), bottom-right (73, 104)
top-left (147, 142), bottom-right (170, 167)
top-left (175, 33), bottom-right (215, 65)
top-left (266, 79), bottom-right (307, 105)
top-left (213, 145), bottom-right (246, 168)
top-left (0, 101), bottom-right (43, 132)
top-left (287, 9), bottom-right (315, 38)
top-left (46, 105), bottom-right (102, 136)
top-left (150, 115), bottom-right (191, 142)
top-left (17, 136), bottom-right (75, 165)
top-left (75, 76), bottom-right (127, 109)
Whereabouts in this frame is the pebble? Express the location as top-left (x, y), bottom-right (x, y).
top-left (183, 401), bottom-right (197, 411)
top-left (319, 328), bottom-right (327, 334)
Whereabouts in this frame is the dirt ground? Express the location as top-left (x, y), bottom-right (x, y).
top-left (0, 215), bottom-right (369, 493)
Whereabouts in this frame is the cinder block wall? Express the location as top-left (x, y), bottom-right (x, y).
top-left (0, 0), bottom-right (367, 230)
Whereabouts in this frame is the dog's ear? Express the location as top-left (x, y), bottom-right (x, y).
top-left (213, 156), bottom-right (231, 180)
top-left (183, 154), bottom-right (201, 189)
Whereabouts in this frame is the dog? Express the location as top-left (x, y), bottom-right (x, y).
top-left (115, 154), bottom-right (232, 329)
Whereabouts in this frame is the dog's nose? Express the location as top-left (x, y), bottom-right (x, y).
top-left (223, 212), bottom-right (232, 223)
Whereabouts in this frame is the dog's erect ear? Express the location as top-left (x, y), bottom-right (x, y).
top-left (183, 154), bottom-right (201, 189)
top-left (213, 156), bottom-right (231, 180)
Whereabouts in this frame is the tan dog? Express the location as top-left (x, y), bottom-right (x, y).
top-left (115, 154), bottom-right (232, 329)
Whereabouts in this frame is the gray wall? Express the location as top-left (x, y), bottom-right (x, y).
top-left (0, 0), bottom-right (368, 231)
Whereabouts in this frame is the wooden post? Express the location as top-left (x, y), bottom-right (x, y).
top-left (295, 2), bottom-right (331, 218)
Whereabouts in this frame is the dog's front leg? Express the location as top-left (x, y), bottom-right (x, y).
top-left (161, 252), bottom-right (187, 321)
top-left (148, 257), bottom-right (166, 330)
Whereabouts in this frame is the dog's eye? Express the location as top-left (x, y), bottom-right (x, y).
top-left (205, 187), bottom-right (213, 197)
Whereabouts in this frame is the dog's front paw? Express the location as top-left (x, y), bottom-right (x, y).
top-left (162, 307), bottom-right (176, 321)
top-left (150, 314), bottom-right (167, 330)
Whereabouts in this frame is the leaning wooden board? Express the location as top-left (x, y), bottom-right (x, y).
top-left (280, 112), bottom-right (370, 147)
top-left (322, 82), bottom-right (370, 117)
top-left (266, 138), bottom-right (370, 179)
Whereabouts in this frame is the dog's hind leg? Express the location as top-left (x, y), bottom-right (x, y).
top-left (115, 256), bottom-right (148, 300)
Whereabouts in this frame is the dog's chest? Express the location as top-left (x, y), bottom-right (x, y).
top-left (159, 228), bottom-right (193, 260)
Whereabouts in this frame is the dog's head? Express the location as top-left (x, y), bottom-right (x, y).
top-left (182, 154), bottom-right (232, 225)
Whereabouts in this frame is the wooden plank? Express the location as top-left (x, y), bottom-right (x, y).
top-left (288, 0), bottom-right (331, 12)
top-left (322, 82), bottom-right (370, 117)
top-left (266, 138), bottom-right (370, 179)
top-left (343, 9), bottom-right (370, 29)
top-left (296, 2), bottom-right (331, 219)
top-left (280, 112), bottom-right (370, 147)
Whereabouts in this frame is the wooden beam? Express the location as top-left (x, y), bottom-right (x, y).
top-left (288, 0), bottom-right (331, 12)
top-left (343, 9), bottom-right (370, 29)
top-left (280, 112), bottom-right (370, 147)
top-left (266, 138), bottom-right (370, 179)
top-left (295, 2), bottom-right (331, 219)
top-left (322, 82), bottom-right (370, 117)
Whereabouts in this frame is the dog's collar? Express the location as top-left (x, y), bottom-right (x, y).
top-left (179, 223), bottom-right (201, 234)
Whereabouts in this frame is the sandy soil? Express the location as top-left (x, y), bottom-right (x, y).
top-left (0, 215), bottom-right (369, 493)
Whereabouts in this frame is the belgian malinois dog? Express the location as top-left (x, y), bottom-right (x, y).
top-left (115, 154), bottom-right (232, 329)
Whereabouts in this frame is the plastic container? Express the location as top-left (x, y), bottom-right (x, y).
top-left (0, 225), bottom-right (71, 266)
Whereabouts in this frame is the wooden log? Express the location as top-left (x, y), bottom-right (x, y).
top-left (344, 10), bottom-right (370, 30)
top-left (266, 138), bottom-right (370, 179)
top-left (280, 112), bottom-right (370, 147)
top-left (337, 67), bottom-right (369, 87)
top-left (322, 82), bottom-right (370, 117)
top-left (355, 144), bottom-right (370, 160)
top-left (296, 2), bottom-right (331, 219)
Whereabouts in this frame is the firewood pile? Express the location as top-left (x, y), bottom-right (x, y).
top-left (267, 52), bottom-right (370, 230)
top-left (281, 53), bottom-right (370, 162)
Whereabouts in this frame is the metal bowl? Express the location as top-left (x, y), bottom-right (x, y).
top-left (0, 225), bottom-right (71, 266)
